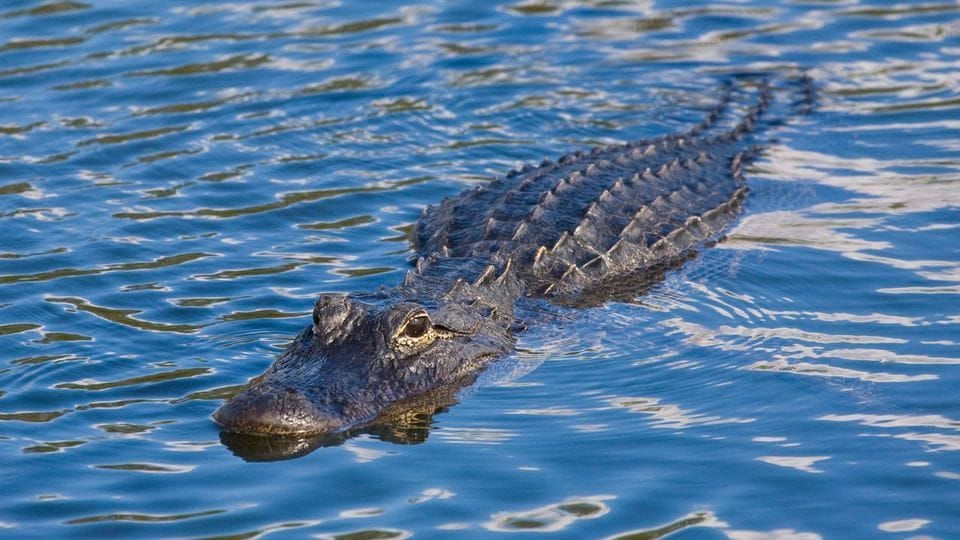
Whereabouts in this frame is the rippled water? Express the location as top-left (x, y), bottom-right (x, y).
top-left (1, 0), bottom-right (958, 538)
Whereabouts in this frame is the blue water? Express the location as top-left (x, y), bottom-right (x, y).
top-left (1, 0), bottom-right (959, 538)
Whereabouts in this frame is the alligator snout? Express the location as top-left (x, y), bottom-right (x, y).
top-left (213, 383), bottom-right (339, 436)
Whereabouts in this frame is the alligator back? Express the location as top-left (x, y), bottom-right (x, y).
top-left (415, 79), bottom-right (804, 305)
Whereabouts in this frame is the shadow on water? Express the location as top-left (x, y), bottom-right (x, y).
top-left (219, 407), bottom-right (446, 461)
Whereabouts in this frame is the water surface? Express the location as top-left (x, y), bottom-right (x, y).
top-left (1, 0), bottom-right (958, 538)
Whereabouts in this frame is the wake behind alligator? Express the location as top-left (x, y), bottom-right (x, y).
top-left (214, 76), bottom-right (814, 458)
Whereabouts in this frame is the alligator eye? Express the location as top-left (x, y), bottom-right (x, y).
top-left (393, 312), bottom-right (439, 356)
top-left (402, 315), bottom-right (430, 339)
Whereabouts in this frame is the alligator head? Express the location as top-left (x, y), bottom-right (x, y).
top-left (213, 263), bottom-right (517, 437)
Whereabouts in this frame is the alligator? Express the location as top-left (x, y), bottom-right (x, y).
top-left (214, 76), bottom-right (814, 457)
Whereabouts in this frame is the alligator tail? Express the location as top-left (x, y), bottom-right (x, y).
top-left (683, 73), bottom-right (816, 144)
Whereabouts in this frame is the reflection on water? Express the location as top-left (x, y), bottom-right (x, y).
top-left (219, 405), bottom-right (444, 461)
top-left (484, 495), bottom-right (613, 532)
top-left (1, 0), bottom-right (959, 537)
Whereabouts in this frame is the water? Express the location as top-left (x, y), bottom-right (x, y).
top-left (1, 0), bottom-right (958, 537)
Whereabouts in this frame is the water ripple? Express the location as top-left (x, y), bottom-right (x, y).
top-left (0, 0), bottom-right (959, 537)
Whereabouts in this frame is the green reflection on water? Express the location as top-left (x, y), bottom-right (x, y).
top-left (0, 323), bottom-right (40, 336)
top-left (128, 54), bottom-right (271, 77)
top-left (55, 367), bottom-right (211, 391)
top-left (76, 125), bottom-right (189, 147)
top-left (65, 508), bottom-right (225, 525)
top-left (23, 440), bottom-right (86, 454)
top-left (0, 410), bottom-right (68, 423)
top-left (0, 2), bottom-right (91, 20)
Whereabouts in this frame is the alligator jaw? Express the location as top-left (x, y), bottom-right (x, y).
top-left (212, 382), bottom-right (342, 436)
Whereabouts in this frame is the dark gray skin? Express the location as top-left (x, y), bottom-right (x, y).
top-left (213, 76), bottom-right (814, 447)
top-left (214, 257), bottom-right (519, 436)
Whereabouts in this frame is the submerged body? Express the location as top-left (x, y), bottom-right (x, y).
top-left (214, 78), bottom-right (812, 441)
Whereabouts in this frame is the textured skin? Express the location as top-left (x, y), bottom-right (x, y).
top-left (416, 82), bottom-right (765, 304)
top-left (213, 77), bottom-right (813, 452)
